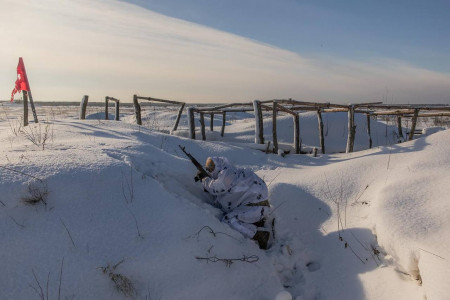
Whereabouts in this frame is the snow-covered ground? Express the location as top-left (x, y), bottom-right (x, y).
top-left (1, 102), bottom-right (449, 300)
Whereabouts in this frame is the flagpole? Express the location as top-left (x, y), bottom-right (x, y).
top-left (27, 90), bottom-right (39, 123)
top-left (23, 91), bottom-right (29, 126)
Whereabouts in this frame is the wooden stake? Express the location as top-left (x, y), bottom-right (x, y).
top-left (397, 115), bottom-right (403, 142)
top-left (317, 110), bottom-right (325, 154)
top-left (104, 97), bottom-right (109, 120)
top-left (79, 95), bottom-right (89, 120)
top-left (23, 90), bottom-right (29, 126)
top-left (346, 105), bottom-right (356, 153)
top-left (253, 100), bottom-right (264, 144)
top-left (221, 112), bottom-right (226, 137)
top-left (408, 109), bottom-right (419, 141)
top-left (210, 114), bottom-right (214, 131)
top-left (294, 114), bottom-right (300, 154)
top-left (272, 101), bottom-right (278, 153)
top-left (172, 103), bottom-right (185, 132)
top-left (200, 112), bottom-right (206, 141)
top-left (366, 114), bottom-right (372, 148)
top-left (115, 101), bottom-right (120, 121)
top-left (187, 107), bottom-right (195, 139)
top-left (133, 94), bottom-right (142, 125)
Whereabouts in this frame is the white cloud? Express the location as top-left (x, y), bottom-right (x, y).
top-left (1, 0), bottom-right (449, 104)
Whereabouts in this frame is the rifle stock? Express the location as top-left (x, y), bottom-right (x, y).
top-left (178, 145), bottom-right (211, 180)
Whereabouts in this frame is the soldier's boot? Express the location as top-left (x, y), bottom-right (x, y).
top-left (252, 231), bottom-right (270, 250)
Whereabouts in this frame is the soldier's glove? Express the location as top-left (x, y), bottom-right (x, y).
top-left (194, 170), bottom-right (208, 182)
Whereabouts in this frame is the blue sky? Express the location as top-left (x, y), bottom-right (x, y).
top-left (123, 0), bottom-right (450, 73)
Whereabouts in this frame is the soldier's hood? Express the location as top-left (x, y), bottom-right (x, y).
top-left (206, 156), bottom-right (232, 178)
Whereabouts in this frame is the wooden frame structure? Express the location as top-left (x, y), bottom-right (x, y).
top-left (105, 96), bottom-right (120, 121)
top-left (188, 99), bottom-right (450, 155)
top-left (133, 95), bottom-right (186, 132)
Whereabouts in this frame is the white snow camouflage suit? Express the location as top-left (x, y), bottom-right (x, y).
top-left (202, 157), bottom-right (270, 238)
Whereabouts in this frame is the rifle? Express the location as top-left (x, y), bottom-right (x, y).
top-left (178, 145), bottom-right (211, 182)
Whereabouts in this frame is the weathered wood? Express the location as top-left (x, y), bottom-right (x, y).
top-left (363, 104), bottom-right (450, 111)
top-left (115, 101), bottom-right (120, 121)
top-left (294, 114), bottom-right (300, 154)
top-left (136, 96), bottom-right (185, 106)
top-left (404, 112), bottom-right (450, 118)
top-left (276, 104), bottom-right (297, 116)
top-left (187, 107), bottom-right (195, 139)
top-left (366, 114), bottom-right (372, 148)
top-left (253, 100), bottom-right (264, 144)
top-left (371, 109), bottom-right (415, 116)
top-left (346, 105), bottom-right (356, 153)
top-left (210, 113), bottom-right (214, 131)
top-left (221, 112), bottom-right (226, 137)
top-left (23, 90), bottom-right (29, 126)
top-left (199, 112), bottom-right (206, 141)
top-left (196, 102), bottom-right (253, 111)
top-left (104, 97), bottom-right (109, 120)
top-left (275, 99), bottom-right (332, 108)
top-left (79, 95), bottom-right (89, 120)
top-left (133, 94), bottom-right (142, 125)
top-left (408, 109), bottom-right (420, 141)
top-left (317, 110), bottom-right (325, 154)
top-left (397, 116), bottom-right (403, 141)
top-left (172, 103), bottom-right (185, 132)
top-left (27, 90), bottom-right (38, 123)
top-left (272, 101), bottom-right (278, 153)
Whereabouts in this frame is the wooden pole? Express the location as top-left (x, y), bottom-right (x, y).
top-left (317, 109), bottom-right (325, 154)
top-left (408, 109), bottom-right (419, 141)
top-left (366, 114), bottom-right (372, 148)
top-left (221, 112), bottom-right (226, 137)
top-left (23, 90), bottom-right (29, 126)
top-left (346, 105), bottom-right (356, 153)
top-left (253, 100), bottom-right (264, 144)
top-left (79, 95), bottom-right (89, 120)
top-left (199, 112), bottom-right (206, 141)
top-left (187, 107), bottom-right (195, 139)
top-left (27, 90), bottom-right (39, 123)
top-left (397, 115), bottom-right (403, 141)
top-left (172, 103), bottom-right (185, 132)
top-left (294, 114), bottom-right (300, 154)
top-left (133, 94), bottom-right (142, 125)
top-left (105, 97), bottom-right (109, 120)
top-left (272, 101), bottom-right (278, 153)
top-left (210, 114), bottom-right (214, 131)
top-left (115, 101), bottom-right (120, 121)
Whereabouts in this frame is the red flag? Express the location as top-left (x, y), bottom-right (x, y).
top-left (11, 57), bottom-right (31, 102)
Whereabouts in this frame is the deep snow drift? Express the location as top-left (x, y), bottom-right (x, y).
top-left (0, 102), bottom-right (449, 300)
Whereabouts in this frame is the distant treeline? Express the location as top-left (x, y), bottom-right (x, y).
top-left (3, 100), bottom-right (218, 107)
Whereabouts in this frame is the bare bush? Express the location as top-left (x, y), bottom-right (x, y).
top-left (20, 122), bottom-right (54, 150)
top-left (99, 259), bottom-right (136, 298)
top-left (22, 181), bottom-right (49, 206)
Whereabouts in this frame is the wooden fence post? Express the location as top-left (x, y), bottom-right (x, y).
top-left (253, 100), bottom-right (264, 144)
top-left (294, 113), bottom-right (300, 154)
top-left (272, 101), bottom-right (278, 153)
top-left (115, 101), bottom-right (120, 121)
top-left (171, 103), bottom-right (185, 132)
top-left (346, 105), bottom-right (356, 153)
top-left (366, 114), bottom-right (372, 148)
top-left (317, 109), bottom-right (325, 154)
top-left (79, 95), bottom-right (89, 120)
top-left (133, 94), bottom-right (142, 125)
top-left (210, 114), bottom-right (214, 131)
top-left (221, 112), bottom-right (226, 137)
top-left (105, 97), bottom-right (109, 120)
top-left (200, 112), bottom-right (206, 141)
top-left (23, 90), bottom-right (29, 126)
top-left (408, 109), bottom-right (419, 141)
top-left (397, 115), bottom-right (403, 141)
top-left (187, 107), bottom-right (195, 139)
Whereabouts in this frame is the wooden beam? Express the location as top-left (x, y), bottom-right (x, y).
top-left (272, 101), bottom-right (278, 153)
top-left (79, 95), bottom-right (89, 120)
top-left (27, 90), bottom-right (39, 123)
top-left (366, 114), bottom-right (372, 148)
top-left (317, 110), bottom-right (325, 154)
top-left (294, 114), bottom-right (300, 154)
top-left (23, 90), bottom-right (29, 126)
top-left (210, 113), bottom-right (214, 131)
top-left (133, 94), bottom-right (142, 125)
top-left (346, 105), bottom-right (356, 153)
top-left (136, 96), bottom-right (185, 106)
top-left (104, 96), bottom-right (109, 120)
top-left (408, 109), bottom-right (420, 141)
top-left (171, 103), bottom-right (185, 132)
top-left (221, 112), bottom-right (226, 137)
top-left (397, 116), bottom-right (403, 142)
top-left (253, 100), bottom-right (264, 144)
top-left (199, 112), bottom-right (206, 141)
top-left (187, 107), bottom-right (195, 139)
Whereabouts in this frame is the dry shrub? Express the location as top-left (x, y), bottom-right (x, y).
top-left (22, 181), bottom-right (48, 206)
top-left (100, 259), bottom-right (136, 298)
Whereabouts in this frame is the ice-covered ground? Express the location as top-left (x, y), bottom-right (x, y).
top-left (0, 102), bottom-right (449, 300)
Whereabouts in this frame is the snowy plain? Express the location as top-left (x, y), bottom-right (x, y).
top-left (0, 102), bottom-right (449, 300)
